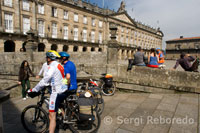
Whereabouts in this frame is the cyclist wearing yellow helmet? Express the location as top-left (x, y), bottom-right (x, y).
top-left (28, 50), bottom-right (68, 133)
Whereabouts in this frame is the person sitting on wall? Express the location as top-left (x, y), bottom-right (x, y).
top-left (134, 46), bottom-right (146, 66)
top-left (147, 48), bottom-right (159, 68)
top-left (156, 48), bottom-right (166, 69)
top-left (173, 53), bottom-right (199, 72)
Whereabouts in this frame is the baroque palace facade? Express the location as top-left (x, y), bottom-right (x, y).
top-left (166, 36), bottom-right (200, 59)
top-left (0, 0), bottom-right (163, 59)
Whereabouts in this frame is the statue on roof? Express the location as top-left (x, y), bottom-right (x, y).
top-left (117, 1), bottom-right (126, 13)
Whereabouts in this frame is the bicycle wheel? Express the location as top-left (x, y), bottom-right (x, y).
top-left (101, 82), bottom-right (116, 96)
top-left (68, 109), bottom-right (101, 133)
top-left (21, 105), bottom-right (49, 133)
top-left (96, 92), bottom-right (104, 115)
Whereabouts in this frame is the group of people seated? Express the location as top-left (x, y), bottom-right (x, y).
top-left (128, 46), bottom-right (199, 72)
top-left (127, 47), bottom-right (165, 70)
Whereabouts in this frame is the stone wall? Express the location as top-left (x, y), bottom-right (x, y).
top-left (115, 65), bottom-right (200, 93)
top-left (0, 52), bottom-right (107, 76)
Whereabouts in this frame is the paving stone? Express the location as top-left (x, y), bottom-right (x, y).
top-left (148, 94), bottom-right (163, 100)
top-left (115, 128), bottom-right (134, 133)
top-left (142, 110), bottom-right (174, 133)
top-left (157, 102), bottom-right (177, 112)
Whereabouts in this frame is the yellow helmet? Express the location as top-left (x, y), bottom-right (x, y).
top-left (46, 50), bottom-right (61, 60)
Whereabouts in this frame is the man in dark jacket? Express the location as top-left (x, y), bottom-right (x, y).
top-left (173, 53), bottom-right (199, 72)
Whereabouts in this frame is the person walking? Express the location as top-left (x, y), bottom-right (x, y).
top-left (18, 60), bottom-right (35, 100)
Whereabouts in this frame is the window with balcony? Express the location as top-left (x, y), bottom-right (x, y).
top-left (91, 31), bottom-right (95, 43)
top-left (22, 0), bottom-right (30, 11)
top-left (99, 32), bottom-right (102, 44)
top-left (74, 28), bottom-right (78, 41)
top-left (4, 13), bottom-right (13, 33)
top-left (83, 16), bottom-right (87, 24)
top-left (92, 18), bottom-right (95, 26)
top-left (52, 23), bottom-right (57, 38)
top-left (82, 29), bottom-right (87, 42)
top-left (38, 4), bottom-right (44, 14)
top-left (38, 20), bottom-right (45, 37)
top-left (99, 20), bottom-right (103, 28)
top-left (64, 10), bottom-right (68, 20)
top-left (52, 7), bottom-right (57, 17)
top-left (23, 17), bottom-right (30, 34)
top-left (63, 26), bottom-right (68, 40)
top-left (4, 0), bottom-right (12, 7)
top-left (74, 13), bottom-right (78, 22)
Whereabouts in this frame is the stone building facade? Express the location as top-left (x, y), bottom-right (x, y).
top-left (166, 36), bottom-right (200, 59)
top-left (0, 0), bottom-right (163, 59)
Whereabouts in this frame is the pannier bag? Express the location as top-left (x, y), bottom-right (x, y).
top-left (78, 94), bottom-right (96, 118)
top-left (105, 77), bottom-right (113, 87)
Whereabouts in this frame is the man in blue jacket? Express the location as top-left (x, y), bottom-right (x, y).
top-left (59, 52), bottom-right (77, 92)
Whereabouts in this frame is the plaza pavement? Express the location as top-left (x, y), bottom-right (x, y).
top-left (2, 92), bottom-right (200, 133)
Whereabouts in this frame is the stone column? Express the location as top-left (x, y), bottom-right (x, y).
top-left (106, 23), bottom-right (119, 77)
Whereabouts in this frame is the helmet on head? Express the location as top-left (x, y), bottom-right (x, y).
top-left (156, 48), bottom-right (161, 51)
top-left (59, 52), bottom-right (70, 58)
top-left (46, 50), bottom-right (61, 60)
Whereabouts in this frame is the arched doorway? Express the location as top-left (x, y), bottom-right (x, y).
top-left (51, 44), bottom-right (57, 51)
top-left (38, 43), bottom-right (45, 52)
top-left (73, 46), bottom-right (78, 52)
top-left (91, 47), bottom-right (95, 52)
top-left (4, 40), bottom-right (15, 52)
top-left (98, 48), bottom-right (102, 52)
top-left (22, 42), bottom-right (26, 52)
top-left (83, 47), bottom-right (87, 52)
top-left (63, 45), bottom-right (69, 52)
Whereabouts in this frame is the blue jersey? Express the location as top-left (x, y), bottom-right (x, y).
top-left (64, 61), bottom-right (77, 90)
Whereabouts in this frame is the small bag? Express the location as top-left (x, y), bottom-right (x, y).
top-left (105, 78), bottom-right (113, 87)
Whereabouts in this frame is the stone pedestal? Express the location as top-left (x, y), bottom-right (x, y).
top-left (0, 90), bottom-right (10, 133)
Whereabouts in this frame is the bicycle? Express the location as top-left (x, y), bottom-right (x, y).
top-left (21, 87), bottom-right (101, 133)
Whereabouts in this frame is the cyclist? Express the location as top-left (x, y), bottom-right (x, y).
top-left (28, 50), bottom-right (68, 133)
top-left (59, 52), bottom-right (77, 94)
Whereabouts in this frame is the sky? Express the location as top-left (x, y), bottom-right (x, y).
top-left (88, 0), bottom-right (200, 49)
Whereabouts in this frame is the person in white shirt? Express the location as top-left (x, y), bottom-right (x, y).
top-left (28, 50), bottom-right (68, 133)
top-left (36, 62), bottom-right (49, 79)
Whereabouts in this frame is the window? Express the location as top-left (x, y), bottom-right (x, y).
top-left (4, 0), bottom-right (12, 7)
top-left (22, 0), bottom-right (30, 11)
top-left (92, 18), bottom-right (95, 26)
top-left (130, 38), bottom-right (133, 45)
top-left (99, 20), bottom-right (103, 28)
top-left (121, 27), bottom-right (124, 33)
top-left (83, 16), bottom-right (87, 24)
top-left (121, 36), bottom-right (124, 43)
top-left (74, 28), bottom-right (78, 41)
top-left (52, 7), bottom-right (57, 17)
top-left (4, 13), bottom-right (13, 33)
top-left (38, 4), bottom-right (44, 14)
top-left (126, 36), bottom-right (129, 44)
top-left (64, 10), bottom-right (68, 20)
top-left (63, 26), bottom-right (68, 40)
top-left (99, 32), bottom-right (102, 44)
top-left (38, 20), bottom-right (45, 37)
top-left (82, 29), bottom-right (87, 42)
top-left (91, 31), bottom-right (95, 43)
top-left (23, 17), bottom-right (30, 34)
top-left (52, 23), bottom-right (57, 38)
top-left (74, 13), bottom-right (78, 22)
top-left (126, 28), bottom-right (129, 34)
